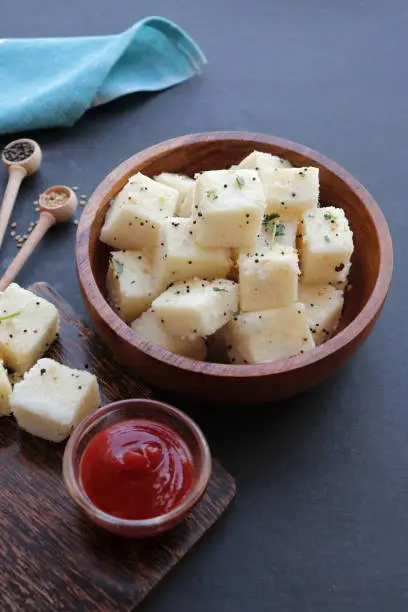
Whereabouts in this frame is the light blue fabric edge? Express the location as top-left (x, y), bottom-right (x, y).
top-left (0, 16), bottom-right (207, 133)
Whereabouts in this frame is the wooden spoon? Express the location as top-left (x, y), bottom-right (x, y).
top-left (0, 186), bottom-right (78, 291)
top-left (0, 138), bottom-right (42, 249)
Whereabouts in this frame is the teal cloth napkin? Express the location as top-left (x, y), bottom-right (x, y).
top-left (0, 17), bottom-right (206, 134)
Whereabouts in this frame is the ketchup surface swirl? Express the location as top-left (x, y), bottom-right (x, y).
top-left (80, 419), bottom-right (195, 520)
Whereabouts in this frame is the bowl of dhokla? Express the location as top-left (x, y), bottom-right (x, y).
top-left (76, 131), bottom-right (393, 406)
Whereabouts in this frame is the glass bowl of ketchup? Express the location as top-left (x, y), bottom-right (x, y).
top-left (63, 399), bottom-right (212, 538)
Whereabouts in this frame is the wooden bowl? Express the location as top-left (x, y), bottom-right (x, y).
top-left (76, 132), bottom-right (393, 406)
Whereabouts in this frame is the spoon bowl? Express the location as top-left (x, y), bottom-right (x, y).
top-left (0, 185), bottom-right (79, 291)
top-left (39, 185), bottom-right (78, 222)
top-left (0, 138), bottom-right (43, 249)
top-left (2, 138), bottom-right (42, 175)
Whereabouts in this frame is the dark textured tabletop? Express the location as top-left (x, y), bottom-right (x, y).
top-left (0, 1), bottom-right (406, 610)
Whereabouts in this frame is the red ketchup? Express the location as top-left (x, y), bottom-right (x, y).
top-left (80, 419), bottom-right (195, 520)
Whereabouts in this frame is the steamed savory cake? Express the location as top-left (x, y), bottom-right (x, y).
top-left (0, 283), bottom-right (59, 374)
top-left (152, 217), bottom-right (232, 291)
top-left (106, 250), bottom-right (158, 322)
top-left (131, 310), bottom-right (206, 360)
top-left (151, 278), bottom-right (238, 338)
top-left (99, 154), bottom-right (353, 365)
top-left (221, 304), bottom-right (315, 364)
top-left (192, 169), bottom-right (266, 247)
top-left (10, 358), bottom-right (100, 442)
top-left (100, 173), bottom-right (178, 249)
top-left (300, 206), bottom-right (353, 284)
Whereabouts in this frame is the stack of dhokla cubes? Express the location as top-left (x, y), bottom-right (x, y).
top-left (0, 283), bottom-right (100, 441)
top-left (100, 150), bottom-right (354, 364)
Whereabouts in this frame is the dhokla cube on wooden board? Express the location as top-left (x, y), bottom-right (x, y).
top-left (299, 283), bottom-right (344, 345)
top-left (152, 278), bottom-right (238, 338)
top-left (152, 217), bottom-right (233, 290)
top-left (300, 206), bottom-right (353, 284)
top-left (222, 303), bottom-right (315, 364)
top-left (10, 358), bottom-right (100, 442)
top-left (0, 361), bottom-right (11, 416)
top-left (154, 173), bottom-right (195, 217)
top-left (106, 250), bottom-right (158, 323)
top-left (100, 172), bottom-right (178, 249)
top-left (193, 169), bottom-right (266, 247)
top-left (238, 150), bottom-right (292, 171)
top-left (131, 310), bottom-right (206, 360)
top-left (260, 166), bottom-right (319, 218)
top-left (0, 283), bottom-right (59, 374)
top-left (238, 244), bottom-right (299, 311)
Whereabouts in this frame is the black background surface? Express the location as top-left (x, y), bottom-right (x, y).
top-left (0, 1), bottom-right (406, 610)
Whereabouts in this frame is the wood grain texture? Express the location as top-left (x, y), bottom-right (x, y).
top-left (76, 131), bottom-right (393, 405)
top-left (0, 283), bottom-right (236, 612)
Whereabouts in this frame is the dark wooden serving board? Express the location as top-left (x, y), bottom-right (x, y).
top-left (0, 283), bottom-right (236, 612)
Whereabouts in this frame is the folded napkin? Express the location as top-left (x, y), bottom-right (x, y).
top-left (0, 17), bottom-right (206, 134)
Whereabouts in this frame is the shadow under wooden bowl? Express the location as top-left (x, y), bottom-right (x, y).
top-left (76, 131), bottom-right (393, 406)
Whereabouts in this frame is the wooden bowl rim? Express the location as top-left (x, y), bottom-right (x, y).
top-left (76, 131), bottom-right (393, 379)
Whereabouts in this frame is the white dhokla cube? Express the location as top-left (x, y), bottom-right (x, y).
top-left (222, 303), bottom-right (315, 364)
top-left (0, 284), bottom-right (59, 374)
top-left (100, 172), bottom-right (178, 249)
top-left (10, 359), bottom-right (100, 442)
top-left (260, 167), bottom-right (319, 218)
top-left (238, 150), bottom-right (292, 171)
top-left (299, 283), bottom-right (344, 345)
top-left (106, 250), bottom-right (157, 323)
top-left (193, 169), bottom-right (266, 247)
top-left (154, 173), bottom-right (195, 217)
top-left (300, 207), bottom-right (353, 284)
top-left (152, 218), bottom-right (233, 290)
top-left (0, 361), bottom-right (12, 417)
top-left (131, 310), bottom-right (206, 360)
top-left (239, 244), bottom-right (299, 311)
top-left (152, 279), bottom-right (238, 338)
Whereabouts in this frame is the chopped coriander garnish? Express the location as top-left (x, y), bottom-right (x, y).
top-left (235, 175), bottom-right (245, 189)
top-left (262, 213), bottom-right (284, 243)
top-left (0, 311), bottom-right (20, 321)
top-left (263, 213), bottom-right (280, 223)
top-left (206, 189), bottom-right (218, 200)
top-left (159, 196), bottom-right (166, 204)
top-left (213, 287), bottom-right (227, 292)
top-left (324, 235), bottom-right (331, 243)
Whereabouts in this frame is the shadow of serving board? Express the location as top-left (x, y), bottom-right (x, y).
top-left (0, 283), bottom-right (236, 612)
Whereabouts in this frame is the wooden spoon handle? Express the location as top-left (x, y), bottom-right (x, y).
top-left (0, 212), bottom-right (55, 291)
top-left (0, 165), bottom-right (27, 249)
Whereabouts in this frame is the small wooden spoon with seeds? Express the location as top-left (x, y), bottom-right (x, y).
top-left (0, 186), bottom-right (78, 291)
top-left (0, 138), bottom-right (42, 249)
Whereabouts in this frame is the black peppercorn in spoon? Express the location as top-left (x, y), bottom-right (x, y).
top-left (0, 138), bottom-right (42, 249)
